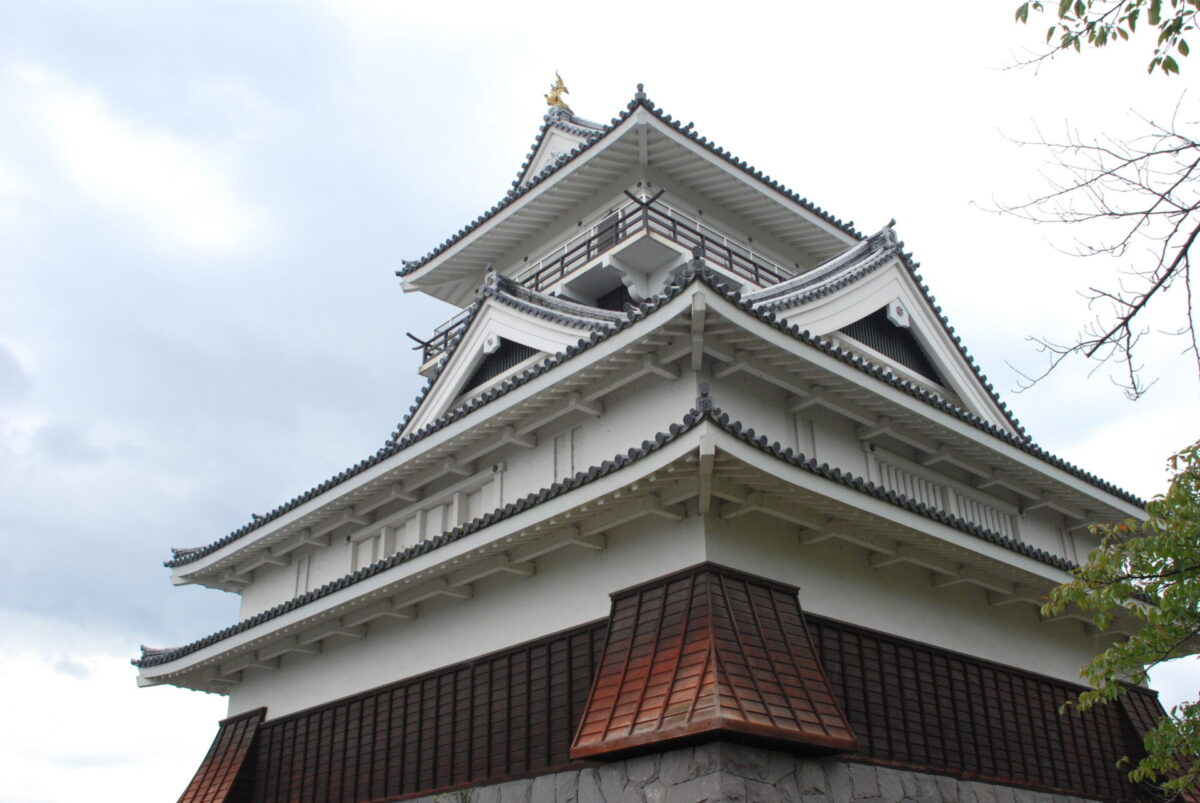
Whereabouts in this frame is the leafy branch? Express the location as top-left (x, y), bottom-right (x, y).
top-left (1016, 0), bottom-right (1200, 74)
top-left (1042, 440), bottom-right (1200, 795)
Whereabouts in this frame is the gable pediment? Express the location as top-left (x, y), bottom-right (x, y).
top-left (746, 230), bottom-right (1014, 433)
top-left (515, 107), bottom-right (607, 189)
top-left (403, 276), bottom-right (624, 435)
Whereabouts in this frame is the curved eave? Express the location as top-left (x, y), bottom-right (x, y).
top-left (403, 106), bottom-right (859, 307)
top-left (139, 412), bottom-right (1093, 689)
top-left (169, 273), bottom-right (1144, 588)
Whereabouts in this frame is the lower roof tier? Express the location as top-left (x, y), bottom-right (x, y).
top-left (175, 565), bottom-right (1172, 803)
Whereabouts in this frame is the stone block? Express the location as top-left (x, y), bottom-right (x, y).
top-left (744, 777), bottom-right (787, 802)
top-left (598, 763), bottom-right (627, 801)
top-left (957, 779), bottom-right (978, 803)
top-left (474, 784), bottom-right (502, 803)
top-left (578, 768), bottom-right (604, 803)
top-left (555, 770), bottom-right (580, 803)
top-left (776, 772), bottom-right (802, 801)
top-left (529, 773), bottom-right (557, 803)
top-left (692, 742), bottom-right (724, 777)
top-left (990, 784), bottom-right (1017, 803)
top-left (658, 748), bottom-right (695, 786)
top-left (825, 761), bottom-right (853, 801)
top-left (664, 773), bottom-right (729, 803)
top-left (718, 742), bottom-right (772, 782)
top-left (912, 773), bottom-right (941, 802)
top-left (973, 782), bottom-right (997, 803)
top-left (617, 782), bottom-right (647, 803)
top-left (797, 761), bottom-right (827, 795)
top-left (497, 778), bottom-right (532, 803)
top-left (849, 763), bottom-right (880, 799)
top-left (767, 749), bottom-right (795, 784)
top-left (877, 767), bottom-right (905, 802)
top-left (936, 775), bottom-right (960, 803)
top-left (626, 754), bottom-right (659, 786)
top-left (642, 781), bottom-right (668, 803)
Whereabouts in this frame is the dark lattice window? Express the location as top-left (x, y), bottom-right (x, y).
top-left (461, 339), bottom-right (538, 394)
top-left (840, 307), bottom-right (942, 384)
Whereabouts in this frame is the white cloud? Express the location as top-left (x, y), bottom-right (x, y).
top-left (10, 64), bottom-right (272, 255)
top-left (0, 610), bottom-right (226, 803)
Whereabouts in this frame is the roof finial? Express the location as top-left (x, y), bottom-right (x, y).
top-left (635, 83), bottom-right (646, 101)
top-left (545, 72), bottom-right (573, 115)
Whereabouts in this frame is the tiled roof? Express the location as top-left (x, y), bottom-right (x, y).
top-left (166, 261), bottom-right (1143, 571)
top-left (396, 86), bottom-right (863, 279)
top-left (746, 225), bottom-right (900, 310)
top-left (139, 394), bottom-right (1094, 670)
top-left (570, 563), bottom-right (856, 758)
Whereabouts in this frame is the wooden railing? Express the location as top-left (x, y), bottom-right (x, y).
top-left (416, 195), bottom-right (795, 364)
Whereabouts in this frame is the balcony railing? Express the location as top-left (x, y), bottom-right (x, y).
top-left (414, 194), bottom-right (796, 365)
top-left (515, 195), bottom-right (794, 292)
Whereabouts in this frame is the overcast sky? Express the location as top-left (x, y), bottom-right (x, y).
top-left (1, 2), bottom-right (1197, 800)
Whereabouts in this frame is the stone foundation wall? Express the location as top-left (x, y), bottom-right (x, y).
top-left (410, 742), bottom-right (1102, 803)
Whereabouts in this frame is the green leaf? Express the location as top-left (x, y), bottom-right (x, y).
top-left (1016, 2), bottom-right (1030, 22)
top-left (1150, 0), bottom-right (1163, 26)
top-left (1181, 38), bottom-right (1191, 55)
top-left (1075, 0), bottom-right (1086, 15)
top-left (1164, 54), bottom-right (1180, 71)
top-left (1059, 0), bottom-right (1073, 16)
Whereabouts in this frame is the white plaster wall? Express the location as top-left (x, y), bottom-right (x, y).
top-left (704, 509), bottom-right (1102, 685)
top-left (805, 405), bottom-right (869, 476)
top-left (706, 368), bottom-right (791, 446)
top-left (227, 512), bottom-right (707, 719)
top-left (239, 560), bottom-right (295, 619)
top-left (233, 374), bottom-right (697, 618)
top-left (567, 370), bottom-right (696, 479)
top-left (228, 497), bottom-right (1105, 722)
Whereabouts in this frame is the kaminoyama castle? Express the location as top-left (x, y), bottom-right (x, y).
top-left (137, 83), bottom-right (1175, 803)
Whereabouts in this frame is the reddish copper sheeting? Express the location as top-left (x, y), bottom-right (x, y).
top-left (570, 564), bottom-right (856, 759)
top-left (178, 708), bottom-right (264, 803)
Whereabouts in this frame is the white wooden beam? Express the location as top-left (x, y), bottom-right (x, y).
top-left (568, 391), bottom-right (603, 417)
top-left (298, 619), bottom-right (367, 646)
top-left (343, 599), bottom-right (420, 628)
top-left (698, 436), bottom-right (715, 515)
top-left (258, 637), bottom-right (322, 661)
top-left (691, 293), bottom-right (706, 371)
top-left (220, 652), bottom-right (280, 675)
top-left (932, 566), bottom-right (1015, 596)
top-left (448, 553), bottom-right (536, 587)
top-left (580, 494), bottom-right (684, 536)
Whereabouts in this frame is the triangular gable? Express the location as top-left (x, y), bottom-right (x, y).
top-left (403, 274), bottom-right (623, 435)
top-left (514, 106), bottom-right (607, 189)
top-left (746, 228), bottom-right (1016, 433)
top-left (400, 91), bottom-right (860, 305)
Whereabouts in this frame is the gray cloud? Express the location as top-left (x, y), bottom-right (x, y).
top-left (0, 344), bottom-right (31, 404)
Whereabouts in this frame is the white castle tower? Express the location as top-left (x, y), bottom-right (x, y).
top-left (138, 82), bottom-right (1167, 803)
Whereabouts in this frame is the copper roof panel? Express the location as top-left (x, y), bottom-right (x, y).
top-left (569, 563), bottom-right (856, 759)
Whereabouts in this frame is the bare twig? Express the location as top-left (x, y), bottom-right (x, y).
top-left (997, 103), bottom-right (1200, 398)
